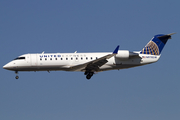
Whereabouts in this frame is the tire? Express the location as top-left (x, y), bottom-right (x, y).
top-left (15, 76), bottom-right (19, 79)
top-left (86, 75), bottom-right (91, 79)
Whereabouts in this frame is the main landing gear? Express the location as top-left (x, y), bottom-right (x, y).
top-left (15, 71), bottom-right (19, 79)
top-left (84, 71), bottom-right (94, 80)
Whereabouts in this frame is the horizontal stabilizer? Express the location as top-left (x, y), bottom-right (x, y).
top-left (158, 33), bottom-right (176, 40)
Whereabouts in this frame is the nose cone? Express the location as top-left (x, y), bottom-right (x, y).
top-left (3, 64), bottom-right (10, 70)
top-left (3, 62), bottom-right (15, 70)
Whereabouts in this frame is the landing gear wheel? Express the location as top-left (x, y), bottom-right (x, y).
top-left (15, 76), bottom-right (19, 79)
top-left (89, 72), bottom-right (93, 76)
top-left (15, 71), bottom-right (19, 79)
top-left (85, 72), bottom-right (94, 80)
top-left (86, 74), bottom-right (91, 80)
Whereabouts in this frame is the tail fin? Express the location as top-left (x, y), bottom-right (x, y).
top-left (140, 33), bottom-right (175, 55)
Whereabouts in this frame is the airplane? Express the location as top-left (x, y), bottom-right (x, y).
top-left (3, 33), bottom-right (175, 80)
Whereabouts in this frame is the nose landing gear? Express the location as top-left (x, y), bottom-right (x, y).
top-left (15, 71), bottom-right (19, 79)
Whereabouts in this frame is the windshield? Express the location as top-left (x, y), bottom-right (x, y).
top-left (14, 57), bottom-right (25, 60)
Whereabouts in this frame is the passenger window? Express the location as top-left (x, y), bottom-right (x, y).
top-left (50, 58), bottom-right (52, 60)
top-left (45, 58), bottom-right (47, 60)
top-left (40, 58), bottom-right (42, 61)
top-left (61, 58), bottom-right (63, 60)
top-left (55, 58), bottom-right (57, 60)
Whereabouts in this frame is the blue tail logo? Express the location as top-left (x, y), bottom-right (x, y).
top-left (140, 33), bottom-right (175, 55)
top-left (140, 40), bottom-right (160, 55)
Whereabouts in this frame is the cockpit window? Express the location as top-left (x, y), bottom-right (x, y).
top-left (14, 57), bottom-right (25, 60)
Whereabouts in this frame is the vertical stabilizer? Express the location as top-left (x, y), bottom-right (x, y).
top-left (140, 33), bottom-right (175, 55)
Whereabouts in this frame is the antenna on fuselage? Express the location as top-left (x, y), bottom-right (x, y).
top-left (42, 51), bottom-right (45, 54)
top-left (74, 51), bottom-right (77, 53)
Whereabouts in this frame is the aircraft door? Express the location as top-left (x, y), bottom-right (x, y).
top-left (30, 54), bottom-right (37, 66)
top-left (23, 54), bottom-right (31, 66)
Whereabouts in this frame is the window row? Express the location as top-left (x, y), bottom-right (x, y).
top-left (40, 57), bottom-right (98, 61)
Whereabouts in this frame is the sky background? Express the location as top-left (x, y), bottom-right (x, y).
top-left (1, 0), bottom-right (180, 120)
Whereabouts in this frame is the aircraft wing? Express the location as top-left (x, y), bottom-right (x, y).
top-left (70, 46), bottom-right (119, 72)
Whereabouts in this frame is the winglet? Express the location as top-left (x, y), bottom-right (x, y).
top-left (113, 45), bottom-right (119, 54)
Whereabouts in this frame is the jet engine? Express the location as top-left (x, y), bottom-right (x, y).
top-left (115, 50), bottom-right (139, 59)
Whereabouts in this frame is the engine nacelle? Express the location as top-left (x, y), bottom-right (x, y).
top-left (115, 50), bottom-right (130, 59)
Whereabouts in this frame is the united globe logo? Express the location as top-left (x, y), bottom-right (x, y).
top-left (140, 41), bottom-right (159, 55)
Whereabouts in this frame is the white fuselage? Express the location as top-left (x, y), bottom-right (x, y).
top-left (3, 33), bottom-right (173, 79)
top-left (3, 51), bottom-right (160, 72)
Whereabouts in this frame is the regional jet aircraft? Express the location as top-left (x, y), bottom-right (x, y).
top-left (3, 33), bottom-right (175, 80)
